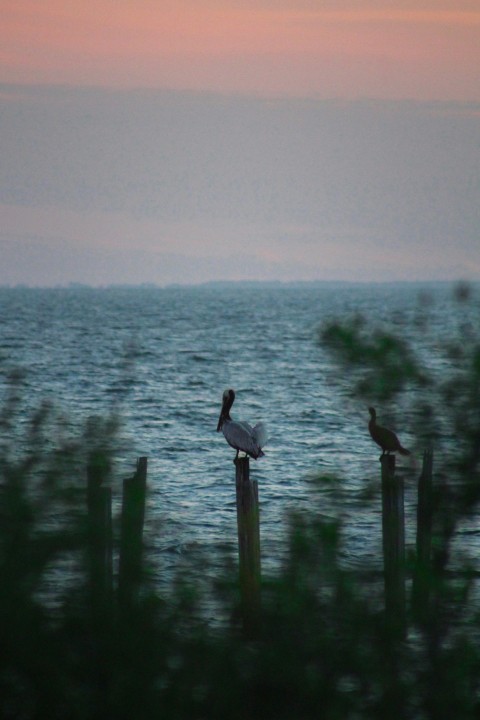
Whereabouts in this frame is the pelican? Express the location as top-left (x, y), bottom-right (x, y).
top-left (217, 388), bottom-right (268, 459)
top-left (368, 407), bottom-right (410, 459)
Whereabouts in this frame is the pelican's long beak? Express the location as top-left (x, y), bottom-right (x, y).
top-left (217, 398), bottom-right (228, 432)
top-left (217, 389), bottom-right (233, 432)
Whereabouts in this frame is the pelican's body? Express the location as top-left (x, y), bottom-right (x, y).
top-left (217, 389), bottom-right (267, 459)
top-left (368, 407), bottom-right (410, 458)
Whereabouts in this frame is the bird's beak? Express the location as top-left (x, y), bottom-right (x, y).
top-left (217, 391), bottom-right (231, 431)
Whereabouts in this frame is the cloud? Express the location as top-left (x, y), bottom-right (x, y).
top-left (2, 2), bottom-right (479, 99)
top-left (1, 86), bottom-right (479, 284)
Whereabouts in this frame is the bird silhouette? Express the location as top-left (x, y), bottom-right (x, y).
top-left (217, 388), bottom-right (267, 460)
top-left (368, 407), bottom-right (410, 459)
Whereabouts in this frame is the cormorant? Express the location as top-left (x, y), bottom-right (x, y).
top-left (368, 407), bottom-right (410, 458)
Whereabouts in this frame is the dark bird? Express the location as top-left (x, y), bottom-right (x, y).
top-left (217, 388), bottom-right (268, 459)
top-left (368, 407), bottom-right (410, 458)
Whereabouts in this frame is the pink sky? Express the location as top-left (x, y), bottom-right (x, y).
top-left (1, 1), bottom-right (479, 285)
top-left (2, 0), bottom-right (480, 100)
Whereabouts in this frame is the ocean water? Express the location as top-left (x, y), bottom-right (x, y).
top-left (1, 282), bottom-right (478, 590)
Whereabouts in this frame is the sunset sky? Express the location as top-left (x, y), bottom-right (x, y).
top-left (1, 1), bottom-right (479, 284)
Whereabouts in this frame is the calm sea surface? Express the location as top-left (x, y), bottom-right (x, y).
top-left (1, 282), bottom-right (479, 592)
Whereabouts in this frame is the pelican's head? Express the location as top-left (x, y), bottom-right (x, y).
top-left (368, 407), bottom-right (376, 420)
top-left (217, 388), bottom-right (235, 431)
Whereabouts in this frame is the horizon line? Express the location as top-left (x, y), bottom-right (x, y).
top-left (1, 279), bottom-right (477, 291)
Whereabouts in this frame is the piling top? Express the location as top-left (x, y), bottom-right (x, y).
top-left (380, 454), bottom-right (396, 481)
top-left (235, 455), bottom-right (250, 483)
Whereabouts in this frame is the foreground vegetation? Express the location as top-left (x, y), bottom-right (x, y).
top-left (1, 284), bottom-right (480, 719)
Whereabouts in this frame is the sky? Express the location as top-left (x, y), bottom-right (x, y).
top-left (1, 0), bottom-right (479, 285)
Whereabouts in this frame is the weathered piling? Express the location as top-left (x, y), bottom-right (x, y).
top-left (235, 456), bottom-right (261, 634)
top-left (118, 456), bottom-right (148, 609)
top-left (381, 454), bottom-right (406, 635)
top-left (412, 448), bottom-right (434, 619)
top-left (416, 449), bottom-right (434, 564)
top-left (87, 460), bottom-right (113, 617)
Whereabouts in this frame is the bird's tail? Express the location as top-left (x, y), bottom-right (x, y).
top-left (253, 422), bottom-right (268, 449)
top-left (399, 446), bottom-right (410, 456)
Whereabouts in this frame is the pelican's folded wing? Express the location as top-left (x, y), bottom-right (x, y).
top-left (222, 419), bottom-right (267, 458)
top-left (223, 421), bottom-right (252, 451)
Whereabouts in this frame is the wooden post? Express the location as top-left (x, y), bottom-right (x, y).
top-left (87, 460), bottom-right (113, 619)
top-left (235, 456), bottom-right (261, 635)
top-left (412, 449), bottom-right (434, 620)
top-left (381, 454), bottom-right (406, 636)
top-left (416, 449), bottom-right (434, 563)
top-left (119, 456), bottom-right (148, 610)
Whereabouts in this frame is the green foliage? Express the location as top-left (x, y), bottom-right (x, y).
top-left (320, 314), bottom-right (427, 400)
top-left (320, 284), bottom-right (480, 495)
